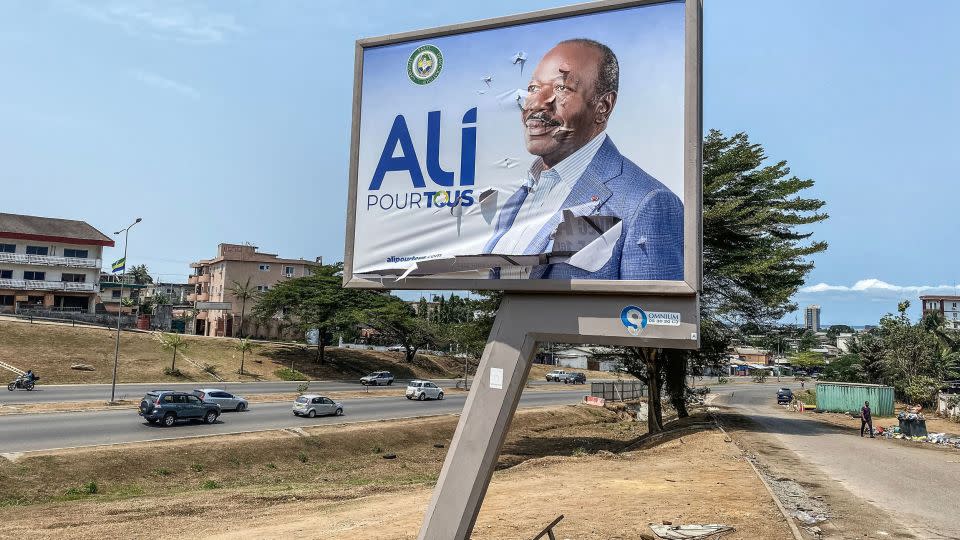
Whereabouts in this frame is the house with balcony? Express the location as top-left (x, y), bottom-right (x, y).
top-left (97, 273), bottom-right (146, 314)
top-left (0, 213), bottom-right (112, 314)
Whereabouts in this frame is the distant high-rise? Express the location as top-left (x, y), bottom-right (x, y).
top-left (804, 305), bottom-right (821, 332)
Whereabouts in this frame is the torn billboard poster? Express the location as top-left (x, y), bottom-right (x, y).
top-left (346, 0), bottom-right (696, 290)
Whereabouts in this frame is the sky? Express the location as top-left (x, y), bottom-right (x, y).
top-left (2, 0), bottom-right (958, 326)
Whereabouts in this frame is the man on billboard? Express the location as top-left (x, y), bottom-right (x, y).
top-left (482, 39), bottom-right (683, 281)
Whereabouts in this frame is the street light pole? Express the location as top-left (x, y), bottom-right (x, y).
top-left (110, 217), bottom-right (141, 403)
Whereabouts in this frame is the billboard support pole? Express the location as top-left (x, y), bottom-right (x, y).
top-left (418, 292), bottom-right (698, 539)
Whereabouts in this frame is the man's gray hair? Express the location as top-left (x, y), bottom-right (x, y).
top-left (557, 38), bottom-right (619, 101)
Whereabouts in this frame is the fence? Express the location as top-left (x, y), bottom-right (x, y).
top-left (591, 381), bottom-right (646, 401)
top-left (4, 309), bottom-right (137, 329)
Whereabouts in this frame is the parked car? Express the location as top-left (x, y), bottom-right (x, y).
top-left (776, 387), bottom-right (794, 404)
top-left (193, 388), bottom-right (249, 412)
top-left (560, 372), bottom-right (587, 385)
top-left (139, 390), bottom-right (221, 427)
top-left (360, 371), bottom-right (394, 386)
top-left (545, 369), bottom-right (568, 382)
top-left (406, 380), bottom-right (444, 401)
top-left (292, 394), bottom-right (343, 417)
top-left (386, 345), bottom-right (404, 352)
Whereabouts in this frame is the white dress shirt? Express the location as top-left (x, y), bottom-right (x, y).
top-left (493, 131), bottom-right (607, 255)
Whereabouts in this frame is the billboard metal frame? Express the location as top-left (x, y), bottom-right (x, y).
top-left (343, 0), bottom-right (702, 297)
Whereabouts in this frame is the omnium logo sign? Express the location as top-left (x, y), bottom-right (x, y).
top-left (620, 305), bottom-right (681, 336)
top-left (407, 44), bottom-right (443, 85)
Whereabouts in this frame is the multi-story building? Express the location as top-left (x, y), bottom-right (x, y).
top-left (0, 213), bottom-right (113, 314)
top-left (142, 282), bottom-right (192, 306)
top-left (188, 243), bottom-right (320, 338)
top-left (920, 295), bottom-right (960, 330)
top-left (97, 273), bottom-right (145, 314)
top-left (804, 304), bottom-right (821, 332)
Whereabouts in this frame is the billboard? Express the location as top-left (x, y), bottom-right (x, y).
top-left (344, 0), bottom-right (701, 294)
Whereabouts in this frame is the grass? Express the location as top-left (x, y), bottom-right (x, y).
top-left (0, 319), bottom-right (467, 384)
top-left (796, 389), bottom-right (817, 406)
top-left (0, 406), bottom-right (623, 509)
top-left (275, 368), bottom-right (309, 381)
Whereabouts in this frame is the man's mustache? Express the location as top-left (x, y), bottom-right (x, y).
top-left (524, 111), bottom-right (561, 126)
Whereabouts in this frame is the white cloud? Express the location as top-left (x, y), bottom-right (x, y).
top-left (130, 70), bottom-right (200, 99)
top-left (800, 278), bottom-right (960, 295)
top-left (62, 0), bottom-right (243, 44)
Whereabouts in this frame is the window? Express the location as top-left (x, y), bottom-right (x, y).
top-left (0, 296), bottom-right (13, 306)
top-left (61, 273), bottom-right (86, 283)
top-left (321, 398), bottom-right (333, 404)
top-left (111, 290), bottom-right (121, 299)
top-left (0, 270), bottom-right (11, 279)
top-left (63, 249), bottom-right (89, 258)
top-left (256, 285), bottom-right (269, 292)
top-left (187, 395), bottom-right (202, 405)
top-left (259, 264), bottom-right (270, 271)
top-left (0, 244), bottom-right (14, 253)
top-left (284, 266), bottom-right (295, 277)
top-left (25, 246), bottom-right (49, 256)
top-left (312, 397), bottom-right (322, 404)
top-left (23, 271), bottom-right (45, 280)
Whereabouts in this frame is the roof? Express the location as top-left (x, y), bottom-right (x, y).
top-left (920, 295), bottom-right (960, 301)
top-left (733, 346), bottom-right (771, 355)
top-left (0, 212), bottom-right (114, 247)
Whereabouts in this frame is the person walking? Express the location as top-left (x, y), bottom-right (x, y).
top-left (860, 400), bottom-right (874, 438)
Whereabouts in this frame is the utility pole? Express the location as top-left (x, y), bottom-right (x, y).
top-left (110, 217), bottom-right (141, 403)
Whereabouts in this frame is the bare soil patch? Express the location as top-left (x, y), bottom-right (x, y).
top-left (0, 406), bottom-right (790, 539)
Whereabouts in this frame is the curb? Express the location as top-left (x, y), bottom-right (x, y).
top-left (711, 415), bottom-right (804, 540)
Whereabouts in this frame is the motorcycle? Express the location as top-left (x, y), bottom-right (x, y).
top-left (7, 375), bottom-right (38, 391)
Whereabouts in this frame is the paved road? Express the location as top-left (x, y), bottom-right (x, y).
top-left (0, 379), bottom-right (582, 404)
top-left (0, 390), bottom-right (584, 454)
top-left (715, 382), bottom-right (960, 539)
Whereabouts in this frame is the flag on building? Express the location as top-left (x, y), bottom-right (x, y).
top-left (111, 257), bottom-right (126, 273)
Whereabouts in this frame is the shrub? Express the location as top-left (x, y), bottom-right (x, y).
top-left (162, 367), bottom-right (183, 377)
top-left (275, 368), bottom-right (308, 381)
top-left (296, 382), bottom-right (310, 394)
top-left (153, 468), bottom-right (171, 477)
top-left (201, 480), bottom-right (220, 490)
top-left (190, 463), bottom-right (204, 472)
top-left (297, 452), bottom-right (309, 463)
top-left (201, 363), bottom-right (219, 376)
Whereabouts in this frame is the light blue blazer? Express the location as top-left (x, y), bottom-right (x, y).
top-left (482, 136), bottom-right (683, 280)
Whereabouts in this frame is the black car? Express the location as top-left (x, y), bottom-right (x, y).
top-left (776, 387), bottom-right (794, 404)
top-left (560, 372), bottom-right (587, 385)
top-left (139, 391), bottom-right (221, 427)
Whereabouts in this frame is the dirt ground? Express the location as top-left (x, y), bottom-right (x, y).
top-left (0, 405), bottom-right (791, 539)
top-left (797, 407), bottom-right (960, 437)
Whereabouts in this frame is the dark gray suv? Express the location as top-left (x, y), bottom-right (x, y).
top-left (139, 390), bottom-right (221, 427)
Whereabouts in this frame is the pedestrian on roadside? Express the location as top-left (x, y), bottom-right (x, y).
top-left (860, 400), bottom-right (874, 438)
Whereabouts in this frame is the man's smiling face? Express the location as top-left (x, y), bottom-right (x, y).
top-left (522, 42), bottom-right (609, 168)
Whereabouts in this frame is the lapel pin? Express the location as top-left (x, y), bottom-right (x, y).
top-left (591, 195), bottom-right (599, 202)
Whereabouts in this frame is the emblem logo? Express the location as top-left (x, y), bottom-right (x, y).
top-left (407, 44), bottom-right (443, 85)
top-left (620, 305), bottom-right (647, 336)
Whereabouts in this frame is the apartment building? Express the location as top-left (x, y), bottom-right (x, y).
top-left (920, 295), bottom-right (960, 330)
top-left (142, 282), bottom-right (192, 306)
top-left (97, 273), bottom-right (145, 314)
top-left (189, 243), bottom-right (320, 338)
top-left (804, 304), bottom-right (821, 332)
top-left (0, 213), bottom-right (113, 314)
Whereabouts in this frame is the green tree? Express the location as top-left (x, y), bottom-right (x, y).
top-left (129, 264), bottom-right (153, 285)
top-left (361, 300), bottom-right (440, 362)
top-left (234, 338), bottom-right (255, 376)
top-left (227, 278), bottom-right (258, 339)
top-left (159, 333), bottom-right (188, 372)
top-left (826, 324), bottom-right (854, 340)
top-left (820, 354), bottom-right (867, 382)
top-left (254, 263), bottom-right (386, 363)
top-left (797, 329), bottom-right (819, 352)
top-left (790, 350), bottom-right (825, 370)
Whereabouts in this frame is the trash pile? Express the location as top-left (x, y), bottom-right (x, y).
top-left (879, 410), bottom-right (960, 448)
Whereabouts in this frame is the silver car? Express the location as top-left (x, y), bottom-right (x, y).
top-left (193, 388), bottom-right (249, 412)
top-left (406, 380), bottom-right (444, 401)
top-left (292, 394), bottom-right (343, 418)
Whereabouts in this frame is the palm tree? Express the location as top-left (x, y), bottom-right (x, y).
top-left (159, 333), bottom-right (188, 372)
top-left (129, 264), bottom-right (153, 285)
top-left (227, 278), bottom-right (258, 339)
top-left (234, 338), bottom-right (255, 376)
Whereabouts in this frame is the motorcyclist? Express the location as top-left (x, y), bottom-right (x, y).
top-left (23, 370), bottom-right (35, 383)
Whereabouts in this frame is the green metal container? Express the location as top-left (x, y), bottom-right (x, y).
top-left (815, 382), bottom-right (894, 417)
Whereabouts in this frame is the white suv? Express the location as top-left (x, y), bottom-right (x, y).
top-left (406, 380), bottom-right (444, 401)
